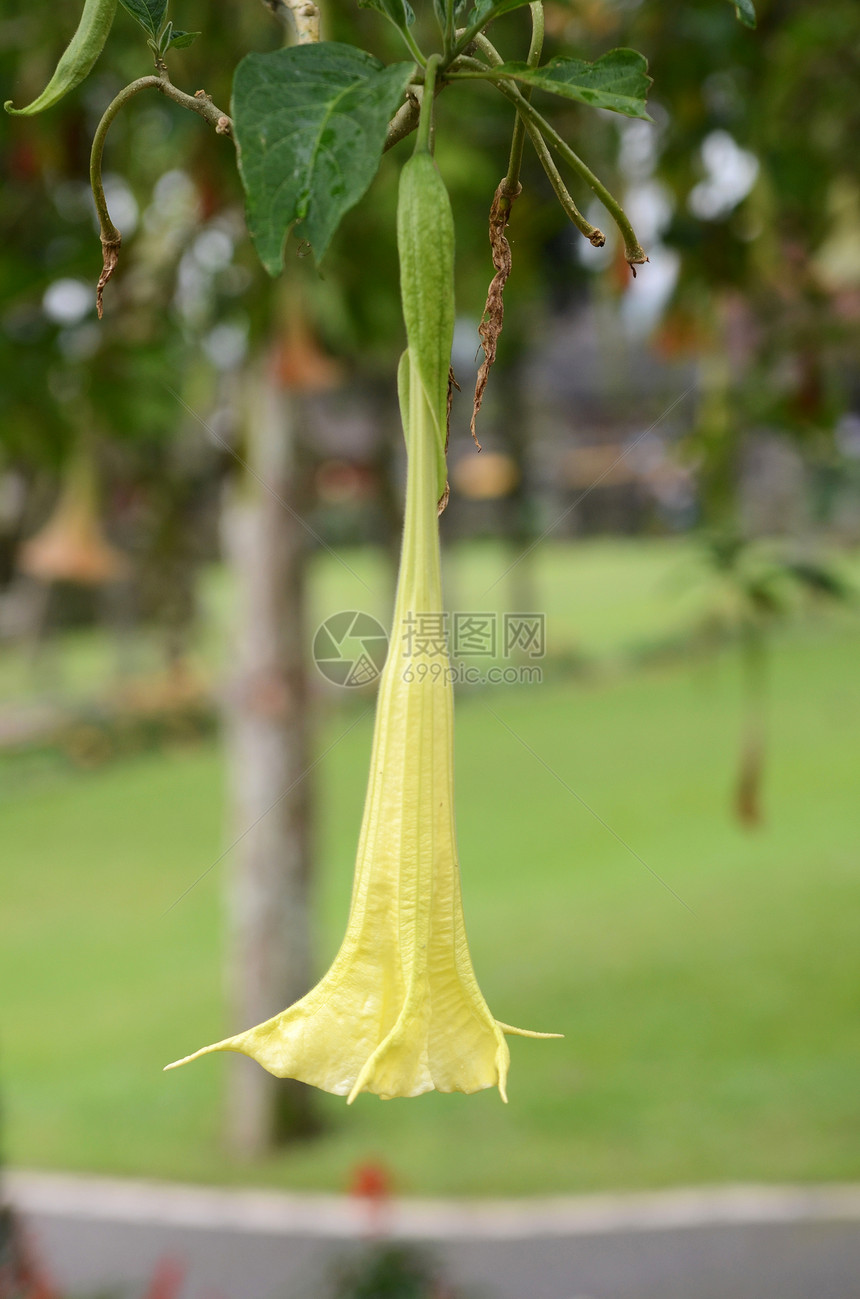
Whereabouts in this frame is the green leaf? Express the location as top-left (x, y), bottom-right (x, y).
top-left (463, 0), bottom-right (532, 32)
top-left (731, 0), bottom-right (757, 28)
top-left (491, 49), bottom-right (652, 121)
top-left (358, 0), bottom-right (415, 30)
top-left (118, 0), bottom-right (167, 39)
top-left (232, 43), bottom-right (414, 275)
top-left (167, 29), bottom-right (199, 49)
top-left (433, 0), bottom-right (469, 32)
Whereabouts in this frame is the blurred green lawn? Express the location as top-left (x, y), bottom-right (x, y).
top-left (0, 537), bottom-right (714, 713)
top-left (1, 539), bottom-right (859, 1195)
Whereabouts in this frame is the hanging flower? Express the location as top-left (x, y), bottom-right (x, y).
top-left (166, 105), bottom-right (558, 1103)
top-left (19, 442), bottom-right (125, 586)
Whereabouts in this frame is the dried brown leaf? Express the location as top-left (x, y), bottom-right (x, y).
top-left (471, 180), bottom-right (520, 449)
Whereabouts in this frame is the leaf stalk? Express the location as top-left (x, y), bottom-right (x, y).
top-left (501, 1), bottom-right (543, 199)
top-left (453, 53), bottom-right (646, 267)
top-left (444, 0), bottom-right (456, 56)
top-left (401, 26), bottom-right (428, 67)
top-left (90, 70), bottom-right (233, 315)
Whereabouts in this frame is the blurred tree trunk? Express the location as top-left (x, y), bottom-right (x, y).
top-left (221, 350), bottom-right (317, 1154)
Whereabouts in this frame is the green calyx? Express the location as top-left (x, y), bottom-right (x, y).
top-left (396, 148), bottom-right (455, 503)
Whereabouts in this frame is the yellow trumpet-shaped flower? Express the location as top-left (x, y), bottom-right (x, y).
top-left (165, 146), bottom-right (558, 1102)
top-left (165, 359), bottom-right (555, 1100)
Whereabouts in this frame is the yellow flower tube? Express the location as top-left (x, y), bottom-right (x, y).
top-left (166, 90), bottom-right (558, 1102)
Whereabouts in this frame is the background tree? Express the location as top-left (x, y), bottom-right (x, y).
top-left (624, 0), bottom-right (860, 821)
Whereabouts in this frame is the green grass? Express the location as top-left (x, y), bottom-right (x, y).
top-left (2, 539), bottom-right (859, 1196)
top-left (0, 537), bottom-right (724, 713)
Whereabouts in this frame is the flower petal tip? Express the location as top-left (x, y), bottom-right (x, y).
top-left (163, 1053), bottom-right (198, 1072)
top-left (163, 1042), bottom-right (221, 1072)
top-left (496, 1020), bottom-right (563, 1040)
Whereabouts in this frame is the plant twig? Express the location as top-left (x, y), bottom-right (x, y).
top-left (262, 0), bottom-right (320, 42)
top-left (464, 34), bottom-right (602, 245)
top-left (452, 54), bottom-right (647, 269)
top-left (383, 88), bottom-right (422, 153)
top-left (501, 1), bottom-right (543, 199)
top-left (90, 72), bottom-right (233, 316)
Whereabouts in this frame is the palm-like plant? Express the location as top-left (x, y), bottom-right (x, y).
top-left (695, 531), bottom-right (853, 826)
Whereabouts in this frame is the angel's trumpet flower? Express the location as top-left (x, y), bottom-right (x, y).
top-left (19, 443), bottom-right (125, 586)
top-left (166, 131), bottom-right (558, 1102)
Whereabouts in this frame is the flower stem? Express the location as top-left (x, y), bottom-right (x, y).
top-left (525, 116), bottom-right (605, 245)
top-left (415, 55), bottom-right (442, 155)
top-left (444, 0), bottom-right (456, 55)
top-left (501, 1), bottom-right (543, 199)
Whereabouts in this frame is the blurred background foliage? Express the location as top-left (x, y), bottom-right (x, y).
top-left (1, 0), bottom-right (859, 1200)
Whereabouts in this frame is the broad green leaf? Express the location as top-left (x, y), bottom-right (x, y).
top-left (490, 49), bottom-right (652, 121)
top-left (358, 0), bottom-right (415, 30)
top-left (731, 0), bottom-right (756, 27)
top-left (166, 29), bottom-right (199, 49)
top-left (232, 44), bottom-right (414, 275)
top-left (118, 0), bottom-right (167, 38)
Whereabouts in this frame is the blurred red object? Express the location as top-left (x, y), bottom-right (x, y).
top-left (0, 1206), bottom-right (57, 1299)
top-left (142, 1257), bottom-right (186, 1299)
top-left (349, 1159), bottom-right (394, 1240)
top-left (349, 1159), bottom-right (392, 1204)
